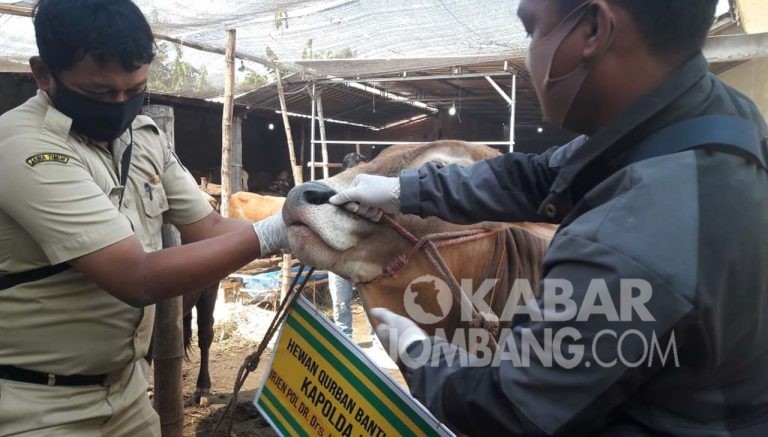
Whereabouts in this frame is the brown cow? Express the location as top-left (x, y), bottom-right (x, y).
top-left (183, 190), bottom-right (285, 405)
top-left (228, 192), bottom-right (286, 221)
top-left (198, 187), bottom-right (286, 219)
top-left (282, 141), bottom-right (554, 352)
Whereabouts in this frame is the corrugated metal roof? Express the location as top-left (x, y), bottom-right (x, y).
top-left (236, 57), bottom-right (545, 129)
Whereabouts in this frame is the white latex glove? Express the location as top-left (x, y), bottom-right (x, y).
top-left (370, 307), bottom-right (428, 362)
top-left (252, 214), bottom-right (289, 257)
top-left (329, 175), bottom-right (401, 221)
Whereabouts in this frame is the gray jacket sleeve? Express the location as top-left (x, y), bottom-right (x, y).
top-left (401, 235), bottom-right (694, 435)
top-left (398, 137), bottom-right (587, 224)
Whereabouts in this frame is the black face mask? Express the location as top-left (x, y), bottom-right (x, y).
top-left (51, 80), bottom-right (145, 142)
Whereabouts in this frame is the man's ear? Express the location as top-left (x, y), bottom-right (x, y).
top-left (582, 0), bottom-right (616, 62)
top-left (29, 56), bottom-right (54, 93)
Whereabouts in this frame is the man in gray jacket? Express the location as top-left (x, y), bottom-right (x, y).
top-left (329, 0), bottom-right (768, 434)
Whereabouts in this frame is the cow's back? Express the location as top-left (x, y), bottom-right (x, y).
top-left (228, 192), bottom-right (285, 222)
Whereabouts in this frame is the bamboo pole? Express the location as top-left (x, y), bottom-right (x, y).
top-left (279, 254), bottom-right (293, 302)
top-left (275, 68), bottom-right (303, 186)
top-left (275, 68), bottom-right (303, 302)
top-left (0, 4), bottom-right (30, 16)
top-left (143, 105), bottom-right (183, 437)
top-left (299, 120), bottom-right (306, 178)
top-left (315, 89), bottom-right (330, 179)
top-left (220, 29), bottom-right (236, 219)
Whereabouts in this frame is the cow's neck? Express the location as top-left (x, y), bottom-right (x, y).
top-left (356, 231), bottom-right (511, 337)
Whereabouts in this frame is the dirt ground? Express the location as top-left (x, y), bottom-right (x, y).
top-left (179, 338), bottom-right (273, 437)
top-left (168, 295), bottom-right (404, 437)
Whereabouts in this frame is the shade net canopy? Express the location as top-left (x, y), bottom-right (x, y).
top-left (0, 0), bottom-right (527, 97)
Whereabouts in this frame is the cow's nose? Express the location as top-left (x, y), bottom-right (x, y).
top-left (285, 181), bottom-right (336, 210)
top-left (302, 182), bottom-right (337, 205)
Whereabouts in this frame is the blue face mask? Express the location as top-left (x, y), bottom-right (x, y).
top-left (52, 80), bottom-right (145, 142)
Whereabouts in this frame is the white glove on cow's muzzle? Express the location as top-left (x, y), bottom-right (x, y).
top-left (329, 174), bottom-right (401, 221)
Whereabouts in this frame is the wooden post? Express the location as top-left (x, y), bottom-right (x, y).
top-left (220, 29), bottom-right (236, 218)
top-left (143, 105), bottom-right (184, 437)
top-left (231, 115), bottom-right (244, 193)
top-left (279, 254), bottom-right (293, 302)
top-left (315, 89), bottom-right (330, 179)
top-left (275, 68), bottom-right (303, 186)
top-left (299, 121), bottom-right (306, 181)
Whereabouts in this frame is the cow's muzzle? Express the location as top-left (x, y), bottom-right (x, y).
top-left (283, 181), bottom-right (336, 224)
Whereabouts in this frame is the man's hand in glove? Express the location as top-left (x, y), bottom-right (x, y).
top-left (252, 214), bottom-right (289, 257)
top-left (370, 307), bottom-right (428, 365)
top-left (329, 175), bottom-right (401, 221)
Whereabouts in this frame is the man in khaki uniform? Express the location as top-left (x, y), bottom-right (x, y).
top-left (0, 1), bottom-right (289, 435)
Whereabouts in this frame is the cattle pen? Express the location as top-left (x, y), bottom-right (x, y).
top-left (1, 0), bottom-right (767, 436)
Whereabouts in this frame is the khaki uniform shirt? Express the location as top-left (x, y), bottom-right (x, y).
top-left (0, 91), bottom-right (213, 375)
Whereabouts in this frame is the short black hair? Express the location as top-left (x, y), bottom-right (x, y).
top-left (560, 0), bottom-right (718, 58)
top-left (342, 152), bottom-right (367, 170)
top-left (34, 0), bottom-right (155, 74)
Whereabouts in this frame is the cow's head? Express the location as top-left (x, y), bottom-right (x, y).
top-left (283, 141), bottom-right (503, 283)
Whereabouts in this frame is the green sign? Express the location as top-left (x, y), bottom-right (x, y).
top-left (255, 295), bottom-right (453, 437)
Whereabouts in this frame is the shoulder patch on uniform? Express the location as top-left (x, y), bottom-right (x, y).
top-left (26, 152), bottom-right (71, 167)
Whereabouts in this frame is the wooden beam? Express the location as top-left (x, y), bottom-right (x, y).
top-left (0, 4), bottom-right (31, 16)
top-left (220, 29), bottom-right (236, 219)
top-left (152, 33), bottom-right (288, 71)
